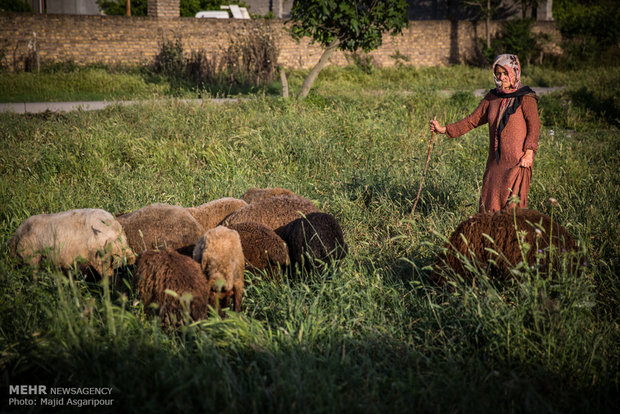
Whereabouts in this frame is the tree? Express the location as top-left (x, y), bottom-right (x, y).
top-left (289, 0), bottom-right (408, 99)
top-left (460, 0), bottom-right (503, 49)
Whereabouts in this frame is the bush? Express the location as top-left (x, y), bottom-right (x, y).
top-left (0, 0), bottom-right (32, 12)
top-left (482, 19), bottom-right (546, 66)
top-left (553, 0), bottom-right (620, 66)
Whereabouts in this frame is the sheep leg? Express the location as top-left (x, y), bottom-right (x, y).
top-left (233, 286), bottom-right (242, 312)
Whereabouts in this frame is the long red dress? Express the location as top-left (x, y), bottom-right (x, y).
top-left (446, 92), bottom-right (540, 213)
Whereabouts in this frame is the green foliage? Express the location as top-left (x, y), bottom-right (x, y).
top-left (0, 65), bottom-right (618, 412)
top-left (483, 19), bottom-right (546, 66)
top-left (553, 0), bottom-right (620, 65)
top-left (289, 0), bottom-right (408, 52)
top-left (0, 0), bottom-right (32, 12)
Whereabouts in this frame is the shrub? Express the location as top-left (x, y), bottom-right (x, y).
top-left (482, 19), bottom-right (546, 66)
top-left (0, 0), bottom-right (32, 12)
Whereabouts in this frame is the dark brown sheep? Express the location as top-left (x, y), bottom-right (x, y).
top-left (222, 195), bottom-right (319, 231)
top-left (225, 222), bottom-right (290, 278)
top-left (434, 208), bottom-right (577, 283)
top-left (241, 187), bottom-right (297, 204)
top-left (135, 248), bottom-right (210, 325)
top-left (186, 197), bottom-right (248, 230)
top-left (275, 212), bottom-right (348, 273)
top-left (116, 203), bottom-right (205, 256)
top-left (192, 226), bottom-right (245, 313)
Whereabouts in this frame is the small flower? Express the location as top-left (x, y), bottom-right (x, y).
top-left (562, 249), bottom-right (566, 252)
top-left (538, 249), bottom-right (543, 254)
top-left (548, 197), bottom-right (559, 207)
top-left (549, 129), bottom-right (555, 136)
top-left (534, 229), bottom-right (542, 238)
top-left (582, 262), bottom-right (587, 267)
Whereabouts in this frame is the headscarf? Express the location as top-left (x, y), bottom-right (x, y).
top-left (489, 54), bottom-right (537, 163)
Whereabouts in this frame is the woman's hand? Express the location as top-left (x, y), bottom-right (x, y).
top-left (519, 149), bottom-right (535, 168)
top-left (429, 118), bottom-right (446, 134)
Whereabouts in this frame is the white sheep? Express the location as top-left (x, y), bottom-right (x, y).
top-left (9, 208), bottom-right (135, 278)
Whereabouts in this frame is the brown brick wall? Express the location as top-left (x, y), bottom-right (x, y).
top-left (147, 0), bottom-right (180, 18)
top-left (0, 13), bottom-right (560, 71)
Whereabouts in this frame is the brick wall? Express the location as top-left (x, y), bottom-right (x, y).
top-left (0, 12), bottom-right (560, 71)
top-left (147, 0), bottom-right (180, 18)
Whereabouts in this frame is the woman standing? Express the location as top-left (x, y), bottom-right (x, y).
top-left (430, 54), bottom-right (541, 213)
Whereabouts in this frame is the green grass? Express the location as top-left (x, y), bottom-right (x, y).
top-left (1, 64), bottom-right (618, 413)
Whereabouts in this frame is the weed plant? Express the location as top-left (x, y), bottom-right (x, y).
top-left (0, 65), bottom-right (618, 412)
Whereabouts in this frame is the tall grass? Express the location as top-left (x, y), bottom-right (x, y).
top-left (0, 65), bottom-right (618, 413)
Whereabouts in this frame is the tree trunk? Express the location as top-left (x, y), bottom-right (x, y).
top-left (485, 0), bottom-right (491, 49)
top-left (280, 67), bottom-right (289, 99)
top-left (298, 39), bottom-right (340, 99)
top-left (126, 0), bottom-right (131, 16)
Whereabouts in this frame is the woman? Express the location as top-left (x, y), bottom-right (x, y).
top-left (430, 54), bottom-right (541, 213)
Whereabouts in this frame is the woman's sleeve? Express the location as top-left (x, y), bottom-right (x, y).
top-left (445, 97), bottom-right (489, 138)
top-left (522, 96), bottom-right (541, 152)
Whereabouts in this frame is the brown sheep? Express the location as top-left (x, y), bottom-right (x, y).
top-left (116, 203), bottom-right (205, 256)
top-left (434, 207), bottom-right (577, 283)
top-left (225, 222), bottom-right (290, 278)
top-left (9, 208), bottom-right (136, 278)
top-left (135, 248), bottom-right (210, 325)
top-left (192, 226), bottom-right (245, 313)
top-left (275, 212), bottom-right (348, 274)
top-left (186, 197), bottom-right (248, 230)
top-left (241, 187), bottom-right (297, 204)
top-left (222, 195), bottom-right (320, 231)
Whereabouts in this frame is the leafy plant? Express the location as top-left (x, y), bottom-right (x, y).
top-left (0, 0), bottom-right (32, 12)
top-left (289, 0), bottom-right (408, 98)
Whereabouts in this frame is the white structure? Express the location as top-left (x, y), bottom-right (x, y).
top-left (195, 11), bottom-right (230, 19)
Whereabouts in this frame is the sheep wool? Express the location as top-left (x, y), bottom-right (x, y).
top-left (226, 222), bottom-right (290, 278)
top-left (9, 208), bottom-right (135, 278)
top-left (276, 212), bottom-right (348, 273)
top-left (193, 226), bottom-right (245, 313)
top-left (241, 187), bottom-right (297, 204)
top-left (116, 203), bottom-right (205, 255)
top-left (136, 248), bottom-right (210, 325)
top-left (435, 207), bottom-right (577, 283)
top-left (186, 197), bottom-right (248, 230)
top-left (223, 195), bottom-right (320, 231)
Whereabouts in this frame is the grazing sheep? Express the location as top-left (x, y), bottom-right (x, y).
top-left (275, 212), bottom-right (348, 273)
top-left (193, 226), bottom-right (245, 313)
top-left (135, 248), bottom-right (210, 325)
top-left (434, 208), bottom-right (577, 283)
top-left (226, 222), bottom-right (290, 278)
top-left (9, 208), bottom-right (135, 278)
top-left (223, 195), bottom-right (320, 231)
top-left (241, 187), bottom-right (297, 204)
top-left (186, 197), bottom-right (248, 230)
top-left (116, 203), bottom-right (205, 255)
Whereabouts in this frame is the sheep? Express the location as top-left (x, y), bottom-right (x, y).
top-left (434, 207), bottom-right (577, 283)
top-left (116, 203), bottom-right (205, 256)
top-left (225, 222), bottom-right (290, 278)
top-left (135, 248), bottom-right (210, 325)
top-left (222, 195), bottom-right (320, 231)
top-left (9, 208), bottom-right (135, 278)
top-left (275, 212), bottom-right (348, 273)
top-left (186, 197), bottom-right (248, 230)
top-left (192, 226), bottom-right (245, 313)
top-left (241, 187), bottom-right (297, 204)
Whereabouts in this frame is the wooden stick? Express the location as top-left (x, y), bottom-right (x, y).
top-left (410, 130), bottom-right (435, 216)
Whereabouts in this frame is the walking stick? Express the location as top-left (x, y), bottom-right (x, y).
top-left (410, 129), bottom-right (435, 216)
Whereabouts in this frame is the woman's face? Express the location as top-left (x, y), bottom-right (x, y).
top-left (494, 65), bottom-right (511, 89)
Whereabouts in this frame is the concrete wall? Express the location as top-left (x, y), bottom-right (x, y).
top-left (0, 12), bottom-right (560, 71)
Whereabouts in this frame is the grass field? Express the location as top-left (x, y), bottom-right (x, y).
top-left (1, 64), bottom-right (618, 413)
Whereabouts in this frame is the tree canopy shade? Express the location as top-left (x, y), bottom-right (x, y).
top-left (289, 0), bottom-right (408, 98)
